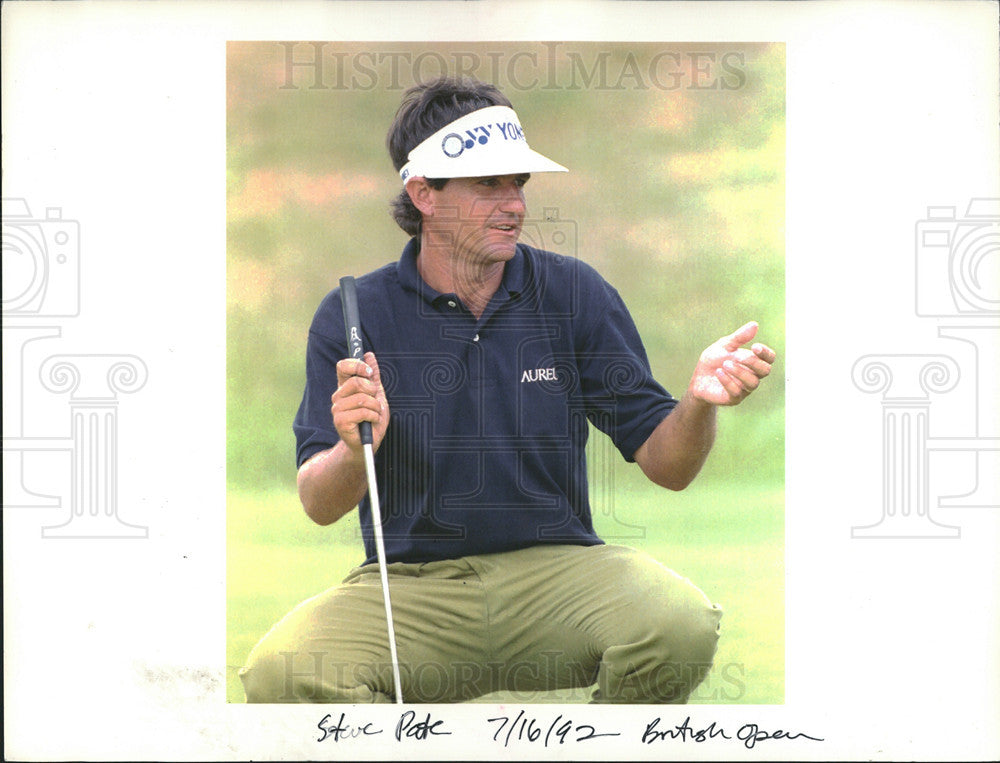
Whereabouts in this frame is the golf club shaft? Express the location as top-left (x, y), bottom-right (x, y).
top-left (362, 441), bottom-right (404, 703)
top-left (340, 276), bottom-right (404, 704)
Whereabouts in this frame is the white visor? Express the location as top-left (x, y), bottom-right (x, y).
top-left (399, 105), bottom-right (568, 185)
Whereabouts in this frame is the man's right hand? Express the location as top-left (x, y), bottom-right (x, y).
top-left (331, 351), bottom-right (390, 454)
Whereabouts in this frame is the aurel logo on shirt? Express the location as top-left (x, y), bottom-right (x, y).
top-left (521, 368), bottom-right (558, 383)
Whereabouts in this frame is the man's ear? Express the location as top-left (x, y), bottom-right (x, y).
top-left (406, 178), bottom-right (436, 217)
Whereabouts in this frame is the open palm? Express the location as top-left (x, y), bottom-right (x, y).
top-left (689, 322), bottom-right (776, 406)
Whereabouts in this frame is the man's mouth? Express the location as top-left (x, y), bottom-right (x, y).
top-left (492, 223), bottom-right (519, 232)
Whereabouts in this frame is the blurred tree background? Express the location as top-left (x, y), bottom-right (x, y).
top-left (227, 41), bottom-right (784, 704)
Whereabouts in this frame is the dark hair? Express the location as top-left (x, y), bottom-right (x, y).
top-left (387, 76), bottom-right (512, 236)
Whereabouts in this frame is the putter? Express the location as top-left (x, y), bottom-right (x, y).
top-left (340, 276), bottom-right (404, 704)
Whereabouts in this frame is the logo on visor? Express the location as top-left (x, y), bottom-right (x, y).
top-left (441, 126), bottom-right (492, 159)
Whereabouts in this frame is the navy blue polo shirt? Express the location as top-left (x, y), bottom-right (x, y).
top-left (293, 239), bottom-right (678, 565)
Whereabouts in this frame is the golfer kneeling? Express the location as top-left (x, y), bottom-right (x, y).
top-left (240, 76), bottom-right (776, 704)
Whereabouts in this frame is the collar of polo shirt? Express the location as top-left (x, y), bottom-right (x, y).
top-left (399, 105), bottom-right (568, 185)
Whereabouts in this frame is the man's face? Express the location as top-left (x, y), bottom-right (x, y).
top-left (429, 173), bottom-right (530, 267)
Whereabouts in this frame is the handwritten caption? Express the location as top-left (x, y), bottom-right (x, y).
top-left (316, 710), bottom-right (824, 751)
top-left (642, 715), bottom-right (824, 749)
top-left (318, 711), bottom-right (450, 743)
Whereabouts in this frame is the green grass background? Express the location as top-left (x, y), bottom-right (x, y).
top-left (227, 41), bottom-right (785, 704)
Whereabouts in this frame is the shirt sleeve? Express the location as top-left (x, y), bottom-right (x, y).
top-left (293, 292), bottom-right (348, 468)
top-left (573, 270), bottom-right (678, 462)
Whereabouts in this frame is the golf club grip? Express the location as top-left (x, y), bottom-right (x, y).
top-left (339, 276), bottom-right (373, 446)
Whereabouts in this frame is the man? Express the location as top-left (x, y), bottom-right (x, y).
top-left (240, 77), bottom-right (776, 704)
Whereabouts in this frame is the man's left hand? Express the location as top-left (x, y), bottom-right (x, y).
top-left (689, 321), bottom-right (776, 406)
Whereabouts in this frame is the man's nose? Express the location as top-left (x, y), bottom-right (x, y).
top-left (498, 182), bottom-right (526, 213)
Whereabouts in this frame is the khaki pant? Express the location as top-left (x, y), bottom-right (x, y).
top-left (240, 543), bottom-right (722, 703)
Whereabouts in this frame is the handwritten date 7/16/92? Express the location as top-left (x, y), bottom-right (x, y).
top-left (487, 709), bottom-right (620, 747)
